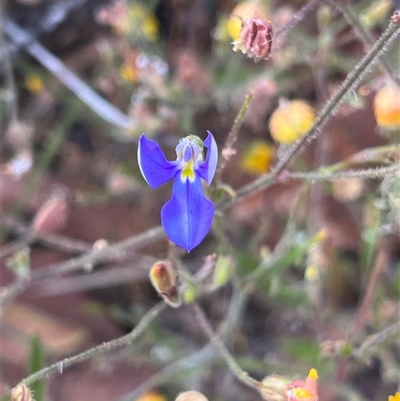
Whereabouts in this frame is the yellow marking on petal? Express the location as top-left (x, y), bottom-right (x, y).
top-left (292, 388), bottom-right (313, 398)
top-left (181, 160), bottom-right (195, 181)
top-left (308, 368), bottom-right (318, 380)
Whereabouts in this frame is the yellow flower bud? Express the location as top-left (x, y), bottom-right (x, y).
top-left (269, 100), bottom-right (316, 144)
top-left (373, 85), bottom-right (400, 129)
top-left (240, 140), bottom-right (274, 175)
top-left (227, 1), bottom-right (270, 41)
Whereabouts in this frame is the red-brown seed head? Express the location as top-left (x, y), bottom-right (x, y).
top-left (233, 17), bottom-right (273, 62)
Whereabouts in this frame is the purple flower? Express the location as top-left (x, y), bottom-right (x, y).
top-left (138, 131), bottom-right (218, 252)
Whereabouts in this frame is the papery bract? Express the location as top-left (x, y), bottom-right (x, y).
top-left (138, 131), bottom-right (218, 252)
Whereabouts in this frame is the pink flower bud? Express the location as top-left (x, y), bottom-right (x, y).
top-left (232, 18), bottom-right (273, 62)
top-left (31, 193), bottom-right (69, 234)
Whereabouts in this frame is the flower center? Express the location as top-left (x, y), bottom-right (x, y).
top-left (176, 136), bottom-right (203, 182)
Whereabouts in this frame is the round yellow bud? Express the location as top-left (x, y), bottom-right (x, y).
top-left (240, 140), bottom-right (274, 175)
top-left (269, 100), bottom-right (316, 144)
top-left (373, 85), bottom-right (400, 129)
top-left (227, 1), bottom-right (270, 41)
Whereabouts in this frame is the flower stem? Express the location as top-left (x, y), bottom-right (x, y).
top-left (285, 163), bottom-right (400, 182)
top-left (193, 302), bottom-right (261, 391)
top-left (329, 0), bottom-right (400, 86)
top-left (214, 91), bottom-right (254, 185)
top-left (220, 17), bottom-right (400, 210)
top-left (19, 302), bottom-right (166, 388)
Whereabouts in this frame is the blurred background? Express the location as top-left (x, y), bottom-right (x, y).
top-left (1, 0), bottom-right (400, 400)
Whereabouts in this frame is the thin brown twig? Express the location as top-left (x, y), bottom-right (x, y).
top-left (0, 213), bottom-right (92, 257)
top-left (274, 0), bottom-right (325, 38)
top-left (18, 302), bottom-right (166, 388)
top-left (193, 302), bottom-right (261, 391)
top-left (350, 238), bottom-right (392, 338)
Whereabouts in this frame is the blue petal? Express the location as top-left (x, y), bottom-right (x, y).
top-left (197, 131), bottom-right (218, 185)
top-left (161, 175), bottom-right (214, 252)
top-left (138, 135), bottom-right (179, 189)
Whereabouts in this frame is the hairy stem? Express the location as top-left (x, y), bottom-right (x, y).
top-left (215, 91), bottom-right (254, 185)
top-left (219, 17), bottom-right (400, 210)
top-left (18, 302), bottom-right (166, 388)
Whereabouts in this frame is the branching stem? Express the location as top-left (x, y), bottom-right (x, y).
top-left (19, 302), bottom-right (166, 388)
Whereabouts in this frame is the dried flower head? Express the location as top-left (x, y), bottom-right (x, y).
top-left (269, 100), bottom-right (316, 144)
top-left (373, 84), bottom-right (400, 129)
top-left (149, 261), bottom-right (181, 307)
top-left (12, 384), bottom-right (33, 401)
top-left (260, 374), bottom-right (291, 401)
top-left (232, 17), bottom-right (273, 62)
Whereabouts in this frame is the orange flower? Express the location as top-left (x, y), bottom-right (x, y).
top-left (287, 369), bottom-right (318, 401)
top-left (373, 85), bottom-right (400, 129)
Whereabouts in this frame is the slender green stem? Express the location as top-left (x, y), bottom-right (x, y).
top-left (1, 32), bottom-right (18, 122)
top-left (214, 91), bottom-right (254, 185)
top-left (18, 302), bottom-right (166, 388)
top-left (219, 18), bottom-right (400, 210)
